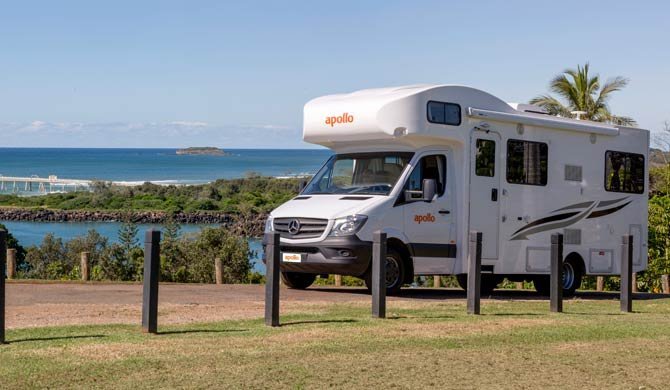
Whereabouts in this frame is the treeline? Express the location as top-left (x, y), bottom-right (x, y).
top-left (0, 176), bottom-right (302, 214)
top-left (2, 221), bottom-right (259, 284)
top-left (643, 164), bottom-right (670, 293)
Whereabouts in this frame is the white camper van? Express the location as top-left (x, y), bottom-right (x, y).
top-left (265, 84), bottom-right (649, 295)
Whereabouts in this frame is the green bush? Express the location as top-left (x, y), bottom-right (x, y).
top-left (0, 176), bottom-right (303, 215)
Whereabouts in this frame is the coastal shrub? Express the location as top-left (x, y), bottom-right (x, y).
top-left (160, 226), bottom-right (253, 283)
top-left (0, 223), bottom-right (27, 271)
top-left (0, 176), bottom-right (302, 215)
top-left (24, 234), bottom-right (72, 279)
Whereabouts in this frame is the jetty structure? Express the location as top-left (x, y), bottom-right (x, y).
top-left (0, 175), bottom-right (92, 194)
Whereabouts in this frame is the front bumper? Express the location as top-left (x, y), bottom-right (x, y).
top-left (262, 235), bottom-right (372, 276)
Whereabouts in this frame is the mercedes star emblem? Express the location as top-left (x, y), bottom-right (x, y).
top-left (287, 219), bottom-right (301, 235)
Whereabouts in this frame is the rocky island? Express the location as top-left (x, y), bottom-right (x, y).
top-left (176, 147), bottom-right (229, 156)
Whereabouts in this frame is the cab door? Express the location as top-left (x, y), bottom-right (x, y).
top-left (469, 131), bottom-right (501, 259)
top-left (401, 152), bottom-right (455, 274)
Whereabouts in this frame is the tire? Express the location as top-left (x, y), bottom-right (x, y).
top-left (533, 260), bottom-right (583, 297)
top-left (364, 248), bottom-right (405, 296)
top-left (562, 259), bottom-right (583, 297)
top-left (280, 272), bottom-right (316, 289)
top-left (456, 274), bottom-right (499, 296)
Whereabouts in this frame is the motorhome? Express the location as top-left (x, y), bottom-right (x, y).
top-left (265, 84), bottom-right (649, 295)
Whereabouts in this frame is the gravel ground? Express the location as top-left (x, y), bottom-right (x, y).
top-left (4, 281), bottom-right (654, 329)
top-left (4, 282), bottom-right (398, 329)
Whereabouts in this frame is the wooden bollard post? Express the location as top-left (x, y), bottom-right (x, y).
top-left (515, 282), bottom-right (523, 290)
top-left (371, 231), bottom-right (387, 318)
top-left (80, 252), bottom-right (90, 281)
top-left (467, 231), bottom-right (482, 315)
top-left (596, 276), bottom-right (604, 291)
top-left (215, 258), bottom-right (223, 285)
top-left (662, 275), bottom-right (670, 295)
top-left (632, 273), bottom-right (638, 293)
top-left (334, 274), bottom-right (342, 287)
top-left (433, 275), bottom-right (441, 288)
top-left (142, 230), bottom-right (161, 334)
top-left (0, 230), bottom-right (6, 344)
top-left (550, 233), bottom-right (563, 313)
top-left (621, 235), bottom-right (633, 313)
top-left (6, 249), bottom-right (16, 280)
top-left (264, 232), bottom-right (280, 327)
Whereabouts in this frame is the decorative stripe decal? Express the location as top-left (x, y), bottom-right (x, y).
top-left (552, 201), bottom-right (595, 213)
top-left (510, 197), bottom-right (631, 240)
top-left (587, 201), bottom-right (632, 219)
top-left (512, 211), bottom-right (580, 236)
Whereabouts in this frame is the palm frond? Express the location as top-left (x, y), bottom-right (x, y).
top-left (529, 95), bottom-right (572, 117)
top-left (533, 63), bottom-right (634, 125)
top-left (596, 76), bottom-right (629, 107)
top-left (608, 115), bottom-right (637, 127)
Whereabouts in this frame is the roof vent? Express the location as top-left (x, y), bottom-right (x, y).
top-left (508, 103), bottom-right (549, 115)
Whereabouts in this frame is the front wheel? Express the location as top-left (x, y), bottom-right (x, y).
top-left (364, 248), bottom-right (405, 296)
top-left (280, 272), bottom-right (316, 289)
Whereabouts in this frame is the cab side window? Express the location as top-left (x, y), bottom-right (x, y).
top-left (405, 155), bottom-right (447, 196)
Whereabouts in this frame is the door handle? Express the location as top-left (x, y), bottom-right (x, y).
top-left (439, 209), bottom-right (450, 215)
top-left (491, 188), bottom-right (498, 202)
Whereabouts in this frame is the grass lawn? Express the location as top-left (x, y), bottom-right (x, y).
top-left (2, 297), bottom-right (670, 389)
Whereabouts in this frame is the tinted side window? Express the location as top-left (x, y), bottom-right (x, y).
top-left (475, 139), bottom-right (496, 177)
top-left (427, 101), bottom-right (461, 126)
top-left (605, 151), bottom-right (645, 194)
top-left (405, 155), bottom-right (447, 196)
top-left (506, 139), bottom-right (548, 186)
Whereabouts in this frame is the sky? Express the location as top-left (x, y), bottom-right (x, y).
top-left (0, 0), bottom-right (668, 148)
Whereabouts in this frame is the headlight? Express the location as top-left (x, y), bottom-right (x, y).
top-left (329, 215), bottom-right (367, 236)
top-left (264, 216), bottom-right (274, 233)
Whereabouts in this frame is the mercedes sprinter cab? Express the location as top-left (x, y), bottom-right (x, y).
top-left (265, 84), bottom-right (649, 296)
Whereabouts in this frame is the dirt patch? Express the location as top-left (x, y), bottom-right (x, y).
top-left (3, 282), bottom-right (590, 329)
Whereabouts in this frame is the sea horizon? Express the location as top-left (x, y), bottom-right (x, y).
top-left (0, 147), bottom-right (332, 185)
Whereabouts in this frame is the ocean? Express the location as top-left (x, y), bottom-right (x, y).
top-left (0, 148), bottom-right (333, 272)
top-left (0, 148), bottom-right (331, 184)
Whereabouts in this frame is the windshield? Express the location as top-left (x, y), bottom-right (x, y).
top-left (303, 152), bottom-right (414, 195)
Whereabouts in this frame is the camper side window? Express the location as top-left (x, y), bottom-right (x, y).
top-left (475, 139), bottom-right (496, 177)
top-left (506, 140), bottom-right (548, 186)
top-left (427, 101), bottom-right (461, 126)
top-left (604, 151), bottom-right (645, 194)
top-left (404, 155), bottom-right (447, 200)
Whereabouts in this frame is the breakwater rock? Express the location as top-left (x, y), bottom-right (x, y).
top-left (0, 208), bottom-right (268, 237)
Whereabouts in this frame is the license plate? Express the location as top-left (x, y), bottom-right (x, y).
top-left (282, 253), bottom-right (303, 263)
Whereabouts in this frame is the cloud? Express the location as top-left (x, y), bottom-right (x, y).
top-left (0, 121), bottom-right (315, 149)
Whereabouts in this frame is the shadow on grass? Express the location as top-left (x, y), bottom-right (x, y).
top-left (8, 334), bottom-right (106, 344)
top-left (564, 311), bottom-right (633, 316)
top-left (280, 319), bottom-right (357, 327)
top-left (486, 312), bottom-right (544, 317)
top-left (157, 329), bottom-right (248, 335)
top-left (309, 287), bottom-right (670, 301)
top-left (386, 314), bottom-right (454, 320)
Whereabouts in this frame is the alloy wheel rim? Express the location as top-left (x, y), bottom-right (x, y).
top-left (562, 262), bottom-right (575, 290)
top-left (385, 256), bottom-right (401, 288)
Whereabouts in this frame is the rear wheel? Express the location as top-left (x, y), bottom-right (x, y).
top-left (364, 248), bottom-right (405, 296)
top-left (280, 272), bottom-right (316, 289)
top-left (533, 260), bottom-right (583, 297)
top-left (456, 274), bottom-right (499, 296)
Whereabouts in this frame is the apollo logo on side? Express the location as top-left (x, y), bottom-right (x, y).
top-left (414, 213), bottom-right (436, 224)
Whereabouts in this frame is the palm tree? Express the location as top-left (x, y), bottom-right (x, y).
top-left (530, 63), bottom-right (636, 126)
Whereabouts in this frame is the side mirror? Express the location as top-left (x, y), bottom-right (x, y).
top-left (403, 178), bottom-right (437, 202)
top-left (298, 180), bottom-right (308, 193)
top-left (422, 179), bottom-right (436, 201)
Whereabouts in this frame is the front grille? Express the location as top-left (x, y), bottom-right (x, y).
top-left (274, 217), bottom-right (328, 239)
